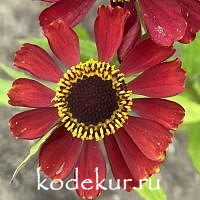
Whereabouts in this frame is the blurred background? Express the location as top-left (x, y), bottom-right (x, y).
top-left (0, 0), bottom-right (200, 200)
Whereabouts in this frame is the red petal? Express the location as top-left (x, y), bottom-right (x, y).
top-left (39, 126), bottom-right (82, 180)
top-left (75, 141), bottom-right (106, 199)
top-left (115, 128), bottom-right (161, 180)
top-left (138, 0), bottom-right (187, 46)
top-left (94, 5), bottom-right (130, 62)
top-left (9, 108), bottom-right (59, 139)
top-left (104, 135), bottom-right (139, 191)
top-left (132, 98), bottom-right (185, 130)
top-left (124, 117), bottom-right (172, 161)
top-left (128, 59), bottom-right (186, 98)
top-left (13, 44), bottom-right (62, 82)
top-left (8, 78), bottom-right (55, 108)
top-left (120, 39), bottom-right (175, 76)
top-left (118, 19), bottom-right (141, 62)
top-left (113, 0), bottom-right (141, 62)
top-left (179, 27), bottom-right (196, 44)
top-left (39, 0), bottom-right (95, 27)
top-left (43, 19), bottom-right (80, 67)
top-left (179, 0), bottom-right (200, 43)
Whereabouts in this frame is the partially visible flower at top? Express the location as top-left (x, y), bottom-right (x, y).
top-left (8, 5), bottom-right (185, 199)
top-left (39, 0), bottom-right (200, 47)
top-left (112, 0), bottom-right (200, 46)
top-left (39, 0), bottom-right (141, 61)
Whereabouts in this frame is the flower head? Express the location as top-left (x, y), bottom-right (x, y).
top-left (8, 5), bottom-right (185, 199)
top-left (39, 0), bottom-right (200, 51)
top-left (112, 0), bottom-right (200, 46)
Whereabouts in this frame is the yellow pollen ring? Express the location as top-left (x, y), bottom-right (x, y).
top-left (54, 59), bottom-right (133, 141)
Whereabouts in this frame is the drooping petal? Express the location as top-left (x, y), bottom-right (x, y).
top-left (124, 117), bottom-right (172, 161)
top-left (8, 78), bottom-right (55, 108)
top-left (75, 141), bottom-right (106, 199)
top-left (179, 26), bottom-right (196, 44)
top-left (132, 98), bottom-right (185, 130)
top-left (115, 128), bottom-right (161, 179)
top-left (94, 5), bottom-right (130, 62)
top-left (111, 0), bottom-right (141, 62)
top-left (120, 39), bottom-right (175, 76)
top-left (9, 107), bottom-right (59, 139)
top-left (179, 0), bottom-right (200, 43)
top-left (43, 19), bottom-right (80, 67)
top-left (138, 0), bottom-right (187, 46)
top-left (118, 19), bottom-right (141, 62)
top-left (39, 126), bottom-right (82, 180)
top-left (13, 43), bottom-right (62, 82)
top-left (39, 0), bottom-right (95, 27)
top-left (128, 59), bottom-right (186, 98)
top-left (104, 135), bottom-right (139, 191)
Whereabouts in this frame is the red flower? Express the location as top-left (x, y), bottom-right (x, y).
top-left (8, 6), bottom-right (185, 199)
top-left (112, 0), bottom-right (200, 46)
top-left (39, 0), bottom-right (200, 46)
top-left (39, 0), bottom-right (141, 62)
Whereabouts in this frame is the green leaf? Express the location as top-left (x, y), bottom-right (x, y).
top-left (187, 123), bottom-right (200, 173)
top-left (169, 95), bottom-right (200, 123)
top-left (0, 79), bottom-right (13, 106)
top-left (80, 39), bottom-right (97, 61)
top-left (18, 38), bottom-right (49, 51)
top-left (74, 25), bottom-right (90, 40)
top-left (179, 32), bottom-right (200, 77)
top-left (10, 129), bottom-right (54, 183)
top-left (0, 63), bottom-right (30, 79)
top-left (137, 176), bottom-right (167, 200)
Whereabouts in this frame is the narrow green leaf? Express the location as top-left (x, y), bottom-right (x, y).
top-left (0, 79), bottom-right (13, 106)
top-left (169, 95), bottom-right (200, 123)
top-left (0, 63), bottom-right (30, 79)
top-left (10, 129), bottom-right (54, 183)
top-left (74, 25), bottom-right (90, 40)
top-left (137, 176), bottom-right (167, 200)
top-left (79, 39), bottom-right (97, 61)
top-left (187, 123), bottom-right (200, 173)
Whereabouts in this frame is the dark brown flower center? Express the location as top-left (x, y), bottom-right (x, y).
top-left (67, 75), bottom-right (119, 125)
top-left (54, 59), bottom-right (133, 141)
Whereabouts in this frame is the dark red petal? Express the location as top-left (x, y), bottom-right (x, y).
top-left (120, 39), bottom-right (175, 76)
top-left (39, 126), bottom-right (82, 180)
top-left (179, 0), bottom-right (200, 43)
top-left (39, 0), bottom-right (95, 27)
top-left (13, 43), bottom-right (62, 82)
top-left (132, 98), bottom-right (185, 130)
top-left (9, 108), bottom-right (59, 139)
top-left (138, 0), bottom-right (187, 46)
top-left (128, 59), bottom-right (186, 98)
top-left (115, 0), bottom-right (141, 62)
top-left (75, 141), bottom-right (106, 199)
top-left (179, 27), bottom-right (196, 44)
top-left (124, 117), bottom-right (172, 161)
top-left (43, 19), bottom-right (80, 67)
top-left (94, 5), bottom-right (130, 62)
top-left (113, 128), bottom-right (160, 182)
top-left (8, 78), bottom-right (55, 108)
top-left (104, 135), bottom-right (139, 191)
top-left (118, 19), bottom-right (141, 62)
